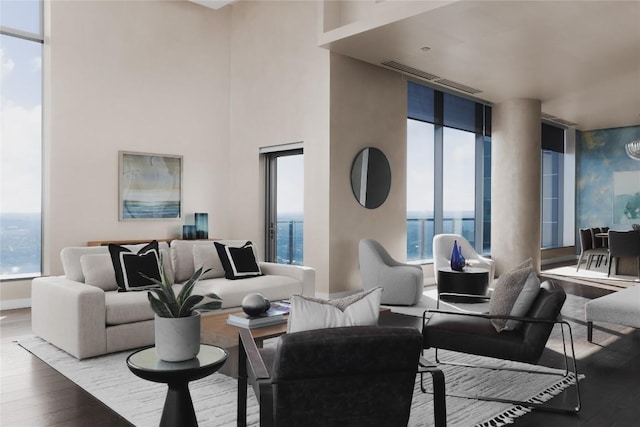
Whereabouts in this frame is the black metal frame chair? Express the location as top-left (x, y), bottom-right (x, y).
top-left (421, 280), bottom-right (581, 414)
top-left (577, 228), bottom-right (608, 271)
top-left (238, 325), bottom-right (447, 427)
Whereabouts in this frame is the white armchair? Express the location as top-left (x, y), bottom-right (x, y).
top-left (359, 239), bottom-right (424, 306)
top-left (432, 234), bottom-right (495, 284)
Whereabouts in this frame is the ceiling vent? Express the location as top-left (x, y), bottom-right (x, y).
top-left (542, 113), bottom-right (578, 127)
top-left (381, 60), bottom-right (482, 95)
top-left (381, 61), bottom-right (440, 81)
top-left (435, 79), bottom-right (482, 95)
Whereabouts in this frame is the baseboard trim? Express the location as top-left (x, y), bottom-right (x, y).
top-left (0, 298), bottom-right (31, 311)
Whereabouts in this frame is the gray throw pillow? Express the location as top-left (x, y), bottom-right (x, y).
top-left (489, 258), bottom-right (540, 332)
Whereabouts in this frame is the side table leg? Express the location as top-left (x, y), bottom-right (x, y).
top-left (160, 381), bottom-right (198, 427)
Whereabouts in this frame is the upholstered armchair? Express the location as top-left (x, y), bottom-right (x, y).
top-left (432, 234), bottom-right (495, 284)
top-left (422, 280), bottom-right (581, 413)
top-left (237, 325), bottom-right (446, 427)
top-left (359, 239), bottom-right (424, 305)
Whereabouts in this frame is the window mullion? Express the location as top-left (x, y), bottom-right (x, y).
top-left (433, 124), bottom-right (444, 236)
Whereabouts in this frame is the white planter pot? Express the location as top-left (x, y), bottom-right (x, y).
top-left (154, 312), bottom-right (201, 362)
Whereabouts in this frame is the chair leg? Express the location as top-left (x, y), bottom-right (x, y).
top-left (587, 321), bottom-right (593, 342)
top-left (607, 256), bottom-right (613, 277)
top-left (237, 335), bottom-right (248, 427)
top-left (576, 253), bottom-right (585, 272)
top-left (418, 363), bottom-right (447, 427)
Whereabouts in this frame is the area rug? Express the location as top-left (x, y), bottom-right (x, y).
top-left (17, 336), bottom-right (582, 427)
top-left (385, 286), bottom-right (489, 318)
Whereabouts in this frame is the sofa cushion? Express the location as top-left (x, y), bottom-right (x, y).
top-left (214, 241), bottom-right (262, 280)
top-left (192, 244), bottom-right (225, 279)
top-left (193, 274), bottom-right (302, 309)
top-left (80, 250), bottom-right (173, 292)
top-left (171, 239), bottom-right (259, 283)
top-left (103, 284), bottom-right (183, 325)
top-left (80, 254), bottom-right (118, 291)
top-left (109, 241), bottom-right (162, 292)
top-left (61, 242), bottom-right (169, 283)
top-left (287, 287), bottom-right (382, 333)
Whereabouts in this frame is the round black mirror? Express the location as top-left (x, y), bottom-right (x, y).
top-left (350, 147), bottom-right (391, 209)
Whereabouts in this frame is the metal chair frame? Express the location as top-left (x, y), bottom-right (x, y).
top-left (420, 305), bottom-right (581, 414)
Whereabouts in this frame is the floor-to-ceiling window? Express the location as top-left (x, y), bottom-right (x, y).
top-left (407, 82), bottom-right (491, 262)
top-left (0, 0), bottom-right (43, 280)
top-left (541, 123), bottom-right (565, 249)
top-left (264, 147), bottom-right (304, 265)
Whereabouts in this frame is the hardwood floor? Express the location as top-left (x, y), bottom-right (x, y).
top-left (0, 309), bottom-right (132, 427)
top-left (1, 268), bottom-right (639, 426)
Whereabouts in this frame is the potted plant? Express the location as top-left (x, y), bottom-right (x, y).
top-left (147, 256), bottom-right (222, 362)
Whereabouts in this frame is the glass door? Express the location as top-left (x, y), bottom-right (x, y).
top-left (265, 149), bottom-right (304, 264)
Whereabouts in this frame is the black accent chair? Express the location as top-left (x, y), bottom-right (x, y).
top-left (422, 280), bottom-right (581, 413)
top-left (238, 326), bottom-right (446, 427)
top-left (607, 230), bottom-right (640, 279)
top-left (577, 228), bottom-right (608, 271)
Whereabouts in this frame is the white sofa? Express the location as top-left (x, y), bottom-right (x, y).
top-left (31, 240), bottom-right (315, 359)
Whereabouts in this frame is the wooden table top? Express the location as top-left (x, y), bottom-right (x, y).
top-left (200, 310), bottom-right (288, 349)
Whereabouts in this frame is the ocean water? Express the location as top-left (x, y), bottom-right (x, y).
top-left (122, 201), bottom-right (180, 219)
top-left (0, 212), bottom-right (42, 278)
top-left (0, 211), bottom-right (479, 277)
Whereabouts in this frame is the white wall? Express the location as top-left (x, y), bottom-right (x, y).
top-left (327, 53), bottom-right (408, 295)
top-left (2, 0), bottom-right (414, 306)
top-left (228, 1), bottom-right (331, 292)
top-left (44, 0), bottom-right (231, 276)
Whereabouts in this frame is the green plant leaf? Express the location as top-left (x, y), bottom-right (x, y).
top-left (194, 300), bottom-right (223, 312)
top-left (176, 266), bottom-right (209, 306)
top-left (178, 294), bottom-right (205, 317)
top-left (147, 292), bottom-right (174, 318)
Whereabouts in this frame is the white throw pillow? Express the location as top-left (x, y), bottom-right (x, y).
top-left (287, 287), bottom-right (382, 333)
top-left (80, 254), bottom-right (118, 291)
top-left (192, 244), bottom-right (225, 279)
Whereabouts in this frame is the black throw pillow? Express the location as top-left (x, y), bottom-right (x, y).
top-left (214, 241), bottom-right (262, 280)
top-left (108, 241), bottom-right (161, 292)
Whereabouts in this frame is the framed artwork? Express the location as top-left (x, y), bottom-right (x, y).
top-left (613, 171), bottom-right (640, 225)
top-left (119, 151), bottom-right (182, 220)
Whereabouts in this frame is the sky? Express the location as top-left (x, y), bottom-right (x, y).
top-left (1, 1), bottom-right (43, 214)
top-left (407, 119), bottom-right (477, 215)
top-left (276, 154), bottom-right (304, 216)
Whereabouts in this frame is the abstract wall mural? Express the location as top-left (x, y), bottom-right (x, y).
top-left (577, 125), bottom-right (640, 230)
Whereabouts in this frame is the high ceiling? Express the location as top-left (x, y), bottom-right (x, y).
top-left (321, 0), bottom-right (640, 131)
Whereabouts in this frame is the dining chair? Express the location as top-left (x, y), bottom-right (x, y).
top-left (577, 228), bottom-right (608, 271)
top-left (607, 230), bottom-right (640, 278)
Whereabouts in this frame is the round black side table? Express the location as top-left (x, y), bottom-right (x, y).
top-left (126, 344), bottom-right (228, 427)
top-left (436, 267), bottom-right (490, 304)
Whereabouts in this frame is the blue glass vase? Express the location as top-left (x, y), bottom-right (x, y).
top-left (451, 240), bottom-right (465, 271)
top-left (195, 213), bottom-right (208, 239)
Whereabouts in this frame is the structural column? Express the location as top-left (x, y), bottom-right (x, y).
top-left (491, 99), bottom-right (542, 275)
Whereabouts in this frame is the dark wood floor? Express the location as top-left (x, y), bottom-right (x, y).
top-left (1, 267), bottom-right (639, 426)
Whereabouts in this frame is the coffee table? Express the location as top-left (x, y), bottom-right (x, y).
top-left (200, 310), bottom-right (288, 378)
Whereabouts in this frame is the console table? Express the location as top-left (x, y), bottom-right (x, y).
top-left (126, 344), bottom-right (228, 427)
